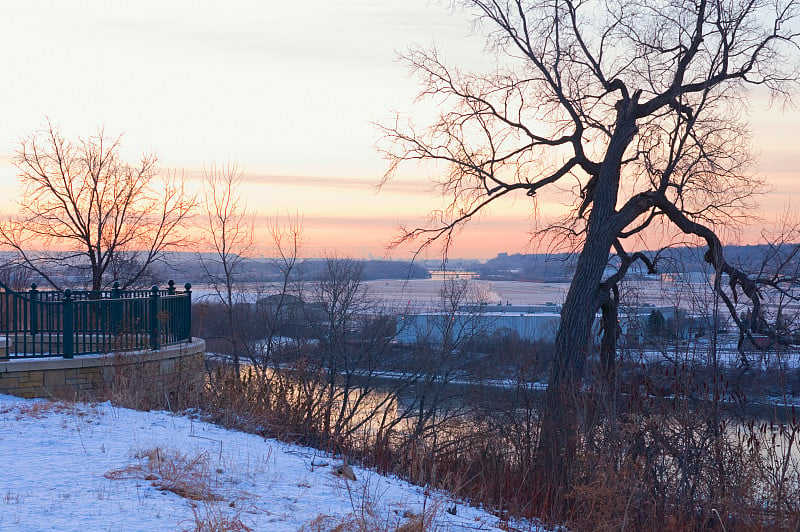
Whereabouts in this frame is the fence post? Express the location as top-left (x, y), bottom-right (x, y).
top-left (167, 281), bottom-right (176, 342)
top-left (149, 285), bottom-right (160, 350)
top-left (63, 289), bottom-right (73, 359)
top-left (184, 283), bottom-right (192, 342)
top-left (29, 283), bottom-right (38, 336)
top-left (111, 281), bottom-right (122, 333)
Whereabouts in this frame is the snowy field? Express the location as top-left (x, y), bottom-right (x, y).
top-left (191, 279), bottom-right (571, 310)
top-left (0, 395), bottom-right (532, 532)
top-left (195, 278), bottom-right (748, 313)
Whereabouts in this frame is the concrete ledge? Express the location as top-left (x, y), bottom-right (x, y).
top-left (0, 339), bottom-right (206, 405)
top-left (0, 340), bottom-right (205, 373)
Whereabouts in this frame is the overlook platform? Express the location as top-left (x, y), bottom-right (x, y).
top-left (0, 281), bottom-right (204, 404)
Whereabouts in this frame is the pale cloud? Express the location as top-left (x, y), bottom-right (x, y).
top-left (0, 1), bottom-right (795, 258)
top-left (238, 173), bottom-right (431, 195)
top-left (182, 168), bottom-right (431, 195)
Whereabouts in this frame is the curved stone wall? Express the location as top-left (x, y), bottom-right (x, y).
top-left (0, 339), bottom-right (205, 407)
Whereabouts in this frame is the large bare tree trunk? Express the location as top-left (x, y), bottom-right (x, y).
top-left (381, 0), bottom-right (800, 519)
top-left (535, 231), bottom-right (611, 509)
top-left (535, 111), bottom-right (636, 511)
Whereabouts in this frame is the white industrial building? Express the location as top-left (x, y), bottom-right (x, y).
top-left (395, 303), bottom-right (689, 345)
top-left (395, 304), bottom-right (561, 344)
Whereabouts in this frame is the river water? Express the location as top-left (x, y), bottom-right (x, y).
top-left (192, 278), bottom-right (698, 309)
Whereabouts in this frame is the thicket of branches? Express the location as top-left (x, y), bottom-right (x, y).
top-left (196, 269), bottom-right (800, 529)
top-left (380, 0), bottom-right (800, 512)
top-left (0, 121), bottom-right (195, 290)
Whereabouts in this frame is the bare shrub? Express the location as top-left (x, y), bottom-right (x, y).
top-left (298, 477), bottom-right (440, 532)
top-left (105, 447), bottom-right (227, 502)
top-left (100, 350), bottom-right (203, 411)
top-left (184, 503), bottom-right (254, 532)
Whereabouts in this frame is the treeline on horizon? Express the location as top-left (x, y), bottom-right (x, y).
top-left (0, 244), bottom-right (788, 288)
top-left (156, 243), bottom-right (796, 284)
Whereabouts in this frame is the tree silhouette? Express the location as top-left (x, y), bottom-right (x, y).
top-left (646, 309), bottom-right (666, 338)
top-left (1, 121), bottom-right (195, 290)
top-left (199, 163), bottom-right (254, 374)
top-left (381, 0), bottom-right (800, 510)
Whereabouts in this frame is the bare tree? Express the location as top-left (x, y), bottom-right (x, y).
top-left (250, 214), bottom-right (306, 369)
top-left (399, 279), bottom-right (490, 442)
top-left (0, 121), bottom-right (195, 290)
top-left (199, 163), bottom-right (255, 374)
top-left (309, 257), bottom-right (381, 439)
top-left (381, 0), bottom-right (800, 506)
top-left (0, 260), bottom-right (34, 292)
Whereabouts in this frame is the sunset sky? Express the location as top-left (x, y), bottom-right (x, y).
top-left (0, 1), bottom-right (798, 259)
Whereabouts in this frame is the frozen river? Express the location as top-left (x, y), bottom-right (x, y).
top-left (191, 279), bottom-right (570, 309)
top-left (363, 279), bottom-right (570, 310)
top-left (362, 277), bottom-right (750, 312)
top-left (193, 277), bottom-right (731, 312)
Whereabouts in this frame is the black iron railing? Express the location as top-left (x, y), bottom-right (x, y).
top-left (0, 280), bottom-right (192, 359)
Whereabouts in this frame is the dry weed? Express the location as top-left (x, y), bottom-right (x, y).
top-left (101, 348), bottom-right (203, 411)
top-left (105, 446), bottom-right (223, 502)
top-left (106, 447), bottom-right (259, 531)
top-left (1, 400), bottom-right (99, 422)
top-left (396, 503), bottom-right (440, 532)
top-left (181, 502), bottom-right (254, 532)
top-left (300, 506), bottom-right (438, 532)
top-left (299, 478), bottom-right (441, 532)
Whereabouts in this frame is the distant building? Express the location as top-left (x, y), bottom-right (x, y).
top-left (395, 304), bottom-right (561, 344)
top-left (428, 270), bottom-right (478, 281)
top-left (660, 271), bottom-right (709, 284)
top-left (618, 305), bottom-right (681, 337)
top-left (396, 299), bottom-right (730, 347)
top-left (256, 293), bottom-right (326, 338)
top-left (618, 304), bottom-right (726, 343)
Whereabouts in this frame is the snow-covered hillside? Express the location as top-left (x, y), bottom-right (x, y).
top-left (0, 394), bottom-right (530, 531)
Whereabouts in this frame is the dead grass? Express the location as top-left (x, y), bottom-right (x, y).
top-left (299, 468), bottom-right (442, 532)
top-left (104, 445), bottom-right (260, 531)
top-left (100, 350), bottom-right (203, 411)
top-left (0, 400), bottom-right (99, 421)
top-left (182, 503), bottom-right (254, 532)
top-left (105, 446), bottom-right (224, 502)
top-left (299, 505), bottom-right (439, 532)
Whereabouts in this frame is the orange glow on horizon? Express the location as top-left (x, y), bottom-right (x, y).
top-left (0, 155), bottom-right (796, 261)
